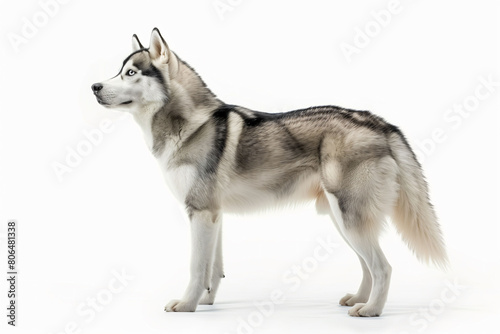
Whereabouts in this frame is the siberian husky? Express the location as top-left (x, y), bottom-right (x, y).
top-left (91, 28), bottom-right (447, 317)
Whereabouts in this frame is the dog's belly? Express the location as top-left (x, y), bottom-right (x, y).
top-left (221, 171), bottom-right (322, 213)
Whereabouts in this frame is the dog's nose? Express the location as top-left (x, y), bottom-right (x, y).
top-left (91, 83), bottom-right (103, 93)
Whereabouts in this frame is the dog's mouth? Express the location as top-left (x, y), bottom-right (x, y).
top-left (96, 98), bottom-right (110, 106)
top-left (95, 98), bottom-right (132, 107)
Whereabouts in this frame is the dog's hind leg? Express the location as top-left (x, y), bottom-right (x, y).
top-left (339, 256), bottom-right (372, 306)
top-left (165, 209), bottom-right (221, 312)
top-left (322, 155), bottom-right (399, 316)
top-left (199, 222), bottom-right (224, 305)
top-left (322, 194), bottom-right (372, 305)
top-left (341, 229), bottom-right (391, 317)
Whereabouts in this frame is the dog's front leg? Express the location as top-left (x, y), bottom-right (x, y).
top-left (199, 222), bottom-right (224, 305)
top-left (165, 209), bottom-right (220, 312)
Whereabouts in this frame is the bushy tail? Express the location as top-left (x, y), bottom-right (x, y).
top-left (389, 133), bottom-right (448, 269)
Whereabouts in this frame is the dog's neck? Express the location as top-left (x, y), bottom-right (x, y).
top-left (133, 59), bottom-right (222, 157)
top-left (131, 102), bottom-right (163, 152)
top-left (171, 57), bottom-right (221, 111)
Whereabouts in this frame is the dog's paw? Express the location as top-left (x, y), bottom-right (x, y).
top-left (347, 303), bottom-right (382, 317)
top-left (339, 293), bottom-right (369, 306)
top-left (164, 299), bottom-right (197, 312)
top-left (198, 292), bottom-right (215, 305)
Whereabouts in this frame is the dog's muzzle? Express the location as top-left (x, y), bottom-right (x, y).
top-left (91, 83), bottom-right (107, 105)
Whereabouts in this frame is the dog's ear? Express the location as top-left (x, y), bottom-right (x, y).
top-left (149, 28), bottom-right (171, 62)
top-left (132, 34), bottom-right (144, 51)
top-left (149, 28), bottom-right (179, 77)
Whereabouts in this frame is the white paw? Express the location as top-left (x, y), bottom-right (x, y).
top-left (198, 292), bottom-right (215, 305)
top-left (347, 303), bottom-right (382, 317)
top-left (164, 299), bottom-right (197, 312)
top-left (339, 293), bottom-right (369, 306)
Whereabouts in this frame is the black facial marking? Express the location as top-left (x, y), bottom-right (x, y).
top-left (141, 64), bottom-right (166, 86)
top-left (130, 59), bottom-right (168, 99)
top-left (122, 49), bottom-right (148, 67)
top-left (116, 49), bottom-right (149, 77)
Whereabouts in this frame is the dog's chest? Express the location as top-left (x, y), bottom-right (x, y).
top-left (156, 150), bottom-right (196, 203)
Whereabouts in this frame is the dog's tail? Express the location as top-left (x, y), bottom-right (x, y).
top-left (389, 132), bottom-right (448, 269)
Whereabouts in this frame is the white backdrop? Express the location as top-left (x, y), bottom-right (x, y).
top-left (1, 0), bottom-right (499, 333)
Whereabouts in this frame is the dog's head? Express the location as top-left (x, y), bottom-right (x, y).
top-left (91, 28), bottom-right (178, 112)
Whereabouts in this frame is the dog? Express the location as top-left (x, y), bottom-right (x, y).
top-left (91, 28), bottom-right (447, 317)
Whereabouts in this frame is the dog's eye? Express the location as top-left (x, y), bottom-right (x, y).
top-left (126, 69), bottom-right (136, 76)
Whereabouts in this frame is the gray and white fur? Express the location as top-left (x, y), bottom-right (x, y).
top-left (91, 28), bottom-right (448, 317)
